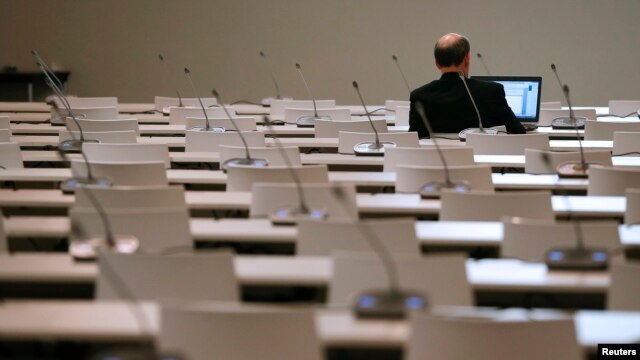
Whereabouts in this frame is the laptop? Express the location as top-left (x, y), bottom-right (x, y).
top-left (471, 76), bottom-right (542, 129)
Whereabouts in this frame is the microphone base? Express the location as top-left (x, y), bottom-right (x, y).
top-left (58, 139), bottom-right (100, 153)
top-left (69, 235), bottom-right (140, 262)
top-left (261, 96), bottom-right (292, 106)
top-left (353, 141), bottom-right (396, 156)
top-left (296, 115), bottom-right (331, 128)
top-left (458, 128), bottom-right (498, 141)
top-left (551, 117), bottom-right (586, 130)
top-left (60, 177), bottom-right (112, 194)
top-left (556, 161), bottom-right (598, 178)
top-left (188, 126), bottom-right (226, 133)
top-left (269, 207), bottom-right (328, 226)
top-left (545, 247), bottom-right (609, 271)
top-left (419, 180), bottom-right (471, 199)
top-left (50, 114), bottom-right (65, 126)
top-left (354, 289), bottom-right (427, 319)
top-left (522, 123), bottom-right (539, 132)
top-left (221, 157), bottom-right (269, 172)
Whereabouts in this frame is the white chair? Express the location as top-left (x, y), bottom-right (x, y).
top-left (588, 165), bottom-right (640, 196)
top-left (0, 116), bottom-right (9, 129)
top-left (383, 147), bottom-right (475, 172)
top-left (539, 108), bottom-right (596, 126)
top-left (329, 253), bottom-right (472, 306)
top-left (585, 120), bottom-right (640, 141)
top-left (269, 99), bottom-right (336, 120)
top-left (154, 96), bottom-right (218, 112)
top-left (69, 106), bottom-right (119, 120)
top-left (608, 100), bottom-right (640, 117)
top-left (185, 131), bottom-right (265, 152)
top-left (169, 107), bottom-right (232, 125)
top-left (71, 160), bottom-right (168, 186)
top-left (337, 131), bottom-right (419, 154)
top-left (297, 218), bottom-right (420, 256)
top-left (384, 100), bottom-right (410, 114)
top-left (440, 190), bottom-right (554, 221)
top-left (0, 129), bottom-right (10, 142)
top-left (394, 105), bottom-right (410, 126)
top-left (60, 130), bottom-right (138, 144)
top-left (65, 97), bottom-right (118, 108)
top-left (0, 143), bottom-right (23, 169)
top-left (82, 143), bottom-right (170, 168)
top-left (613, 132), bottom-right (640, 156)
top-left (250, 183), bottom-right (358, 220)
top-left (67, 119), bottom-right (140, 136)
top-left (314, 119), bottom-right (387, 138)
top-left (407, 311), bottom-right (581, 360)
top-left (625, 188), bottom-right (640, 224)
top-left (540, 101), bottom-right (562, 109)
top-left (466, 133), bottom-right (550, 155)
top-left (74, 185), bottom-right (187, 209)
top-left (501, 217), bottom-right (621, 261)
top-left (158, 302), bottom-right (321, 360)
top-left (524, 149), bottom-right (612, 174)
top-left (185, 116), bottom-right (257, 132)
top-left (226, 165), bottom-right (328, 192)
top-left (608, 261), bottom-right (640, 310)
top-left (283, 107), bottom-right (351, 123)
top-left (220, 145), bottom-right (301, 167)
top-left (96, 251), bottom-right (237, 301)
top-left (396, 164), bottom-right (494, 193)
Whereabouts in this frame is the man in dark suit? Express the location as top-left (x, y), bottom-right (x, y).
top-left (409, 33), bottom-right (525, 138)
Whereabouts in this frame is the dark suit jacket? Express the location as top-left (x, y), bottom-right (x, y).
top-left (409, 72), bottom-right (526, 138)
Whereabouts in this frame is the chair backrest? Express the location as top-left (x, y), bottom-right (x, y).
top-left (466, 133), bottom-right (550, 155)
top-left (219, 145), bottom-right (301, 167)
top-left (0, 142), bottom-right (23, 169)
top-left (384, 100), bottom-right (410, 114)
top-left (608, 261), bottom-right (640, 310)
top-left (185, 116), bottom-right (257, 132)
top-left (540, 101), bottom-right (562, 109)
top-left (394, 105), bottom-right (410, 126)
top-left (407, 312), bottom-right (581, 360)
top-left (608, 100), bottom-right (640, 117)
top-left (154, 96), bottom-right (218, 111)
top-left (64, 97), bottom-right (118, 108)
top-left (396, 164), bottom-right (494, 193)
top-left (585, 120), bottom-right (640, 141)
top-left (501, 217), bottom-right (621, 261)
top-left (314, 119), bottom-right (388, 138)
top-left (587, 165), bottom-right (640, 196)
top-left (625, 188), bottom-right (640, 224)
top-left (60, 130), bottom-right (138, 144)
top-left (269, 99), bottom-right (336, 120)
top-left (0, 116), bottom-right (9, 129)
top-left (0, 129), bottom-right (10, 142)
top-left (185, 131), bottom-right (265, 152)
top-left (71, 160), bottom-right (168, 186)
top-left (539, 108), bottom-right (596, 126)
top-left (69, 106), bottom-right (119, 120)
top-left (440, 190), bottom-right (554, 221)
top-left (169, 107), bottom-right (232, 125)
top-left (297, 218), bottom-right (420, 256)
top-left (283, 107), bottom-right (351, 123)
top-left (82, 143), bottom-right (170, 168)
top-left (613, 131), bottom-right (640, 156)
top-left (338, 131), bottom-right (419, 154)
top-left (158, 302), bottom-right (321, 360)
top-left (524, 149), bottom-right (612, 174)
top-left (67, 118), bottom-right (140, 136)
top-left (384, 147), bottom-right (475, 172)
top-left (74, 185), bottom-right (187, 209)
top-left (95, 251), bottom-right (237, 301)
top-left (329, 253), bottom-right (472, 306)
top-left (226, 164), bottom-right (328, 192)
top-left (250, 183), bottom-right (358, 220)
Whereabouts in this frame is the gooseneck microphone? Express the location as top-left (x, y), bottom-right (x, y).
top-left (262, 116), bottom-right (328, 225)
top-left (476, 53), bottom-right (491, 75)
top-left (183, 67), bottom-right (224, 133)
top-left (158, 54), bottom-right (184, 108)
top-left (550, 64), bottom-right (586, 130)
top-left (212, 89), bottom-right (268, 171)
top-left (391, 54), bottom-right (411, 93)
top-left (352, 81), bottom-right (396, 156)
top-left (259, 51), bottom-right (282, 105)
top-left (457, 72), bottom-right (498, 140)
top-left (32, 50), bottom-right (66, 92)
top-left (414, 101), bottom-right (470, 198)
top-left (294, 63), bottom-right (331, 127)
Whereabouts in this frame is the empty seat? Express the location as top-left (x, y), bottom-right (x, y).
top-left (64, 97), bottom-right (118, 108)
top-left (67, 118), bottom-right (140, 136)
top-left (185, 131), bottom-right (265, 152)
top-left (383, 147), bottom-right (475, 172)
top-left (314, 119), bottom-right (387, 138)
top-left (338, 131), bottom-right (419, 154)
top-left (0, 143), bottom-right (23, 169)
top-left (584, 120), bottom-right (640, 141)
top-left (169, 107), bottom-right (232, 125)
top-left (587, 165), bottom-right (640, 196)
top-left (154, 96), bottom-right (218, 112)
top-left (538, 108), bottom-right (596, 126)
top-left (524, 149), bottom-right (612, 174)
top-left (69, 106), bottom-right (119, 120)
top-left (394, 105), bottom-right (410, 126)
top-left (226, 164), bottom-right (328, 192)
top-left (220, 145), bottom-right (301, 167)
top-left (269, 99), bottom-right (336, 120)
top-left (0, 116), bottom-right (9, 129)
top-left (466, 133), bottom-right (550, 155)
top-left (608, 100), bottom-right (640, 117)
top-left (396, 164), bottom-right (494, 193)
top-left (71, 160), bottom-right (168, 186)
top-left (613, 131), bottom-right (640, 156)
top-left (284, 107), bottom-right (351, 123)
top-left (0, 129), bottom-right (10, 142)
top-left (185, 116), bottom-right (257, 132)
top-left (440, 190), bottom-right (554, 221)
top-left (608, 261), bottom-right (640, 310)
top-left (625, 188), bottom-right (640, 224)
top-left (60, 130), bottom-right (138, 144)
top-left (82, 143), bottom-right (170, 168)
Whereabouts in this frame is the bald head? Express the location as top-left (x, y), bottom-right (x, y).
top-left (434, 33), bottom-right (470, 71)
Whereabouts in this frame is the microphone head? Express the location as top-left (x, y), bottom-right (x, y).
top-left (158, 54), bottom-right (164, 61)
top-left (31, 50), bottom-right (38, 56)
top-left (476, 53), bottom-right (482, 58)
top-left (352, 80), bottom-right (359, 89)
top-left (392, 54), bottom-right (398, 61)
top-left (295, 63), bottom-right (301, 69)
top-left (260, 51), bottom-right (265, 57)
top-left (550, 63), bottom-right (557, 70)
top-left (211, 89), bottom-right (220, 99)
top-left (183, 67), bottom-right (191, 75)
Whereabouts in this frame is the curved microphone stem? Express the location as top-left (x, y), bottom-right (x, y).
top-left (476, 53), bottom-right (491, 75)
top-left (352, 81), bottom-right (381, 147)
top-left (295, 64), bottom-right (319, 118)
top-left (212, 89), bottom-right (254, 161)
top-left (32, 51), bottom-right (65, 92)
top-left (183, 68), bottom-right (211, 131)
top-left (392, 55), bottom-right (411, 94)
top-left (458, 72), bottom-right (485, 131)
top-left (415, 101), bottom-right (453, 186)
top-left (159, 54), bottom-right (183, 107)
top-left (260, 51), bottom-right (281, 99)
top-left (550, 64), bottom-right (564, 92)
top-left (562, 85), bottom-right (587, 170)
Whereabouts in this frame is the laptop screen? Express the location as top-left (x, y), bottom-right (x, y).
top-left (471, 76), bottom-right (542, 122)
